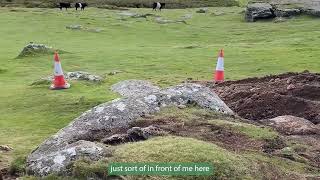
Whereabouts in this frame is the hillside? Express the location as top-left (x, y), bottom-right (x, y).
top-left (0, 0), bottom-right (239, 8)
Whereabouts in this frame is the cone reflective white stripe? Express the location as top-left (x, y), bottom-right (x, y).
top-left (54, 61), bottom-right (64, 76)
top-left (214, 49), bottom-right (224, 82)
top-left (50, 52), bottom-right (70, 90)
top-left (215, 56), bottom-right (224, 71)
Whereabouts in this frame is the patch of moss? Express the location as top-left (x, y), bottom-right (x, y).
top-left (208, 119), bottom-right (278, 140)
top-left (71, 159), bottom-right (109, 179)
top-left (9, 156), bottom-right (26, 176)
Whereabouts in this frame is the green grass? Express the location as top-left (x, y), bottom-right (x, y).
top-left (102, 136), bottom-right (314, 179)
top-left (208, 119), bottom-right (278, 140)
top-left (1, 6), bottom-right (320, 174)
top-left (0, 0), bottom-right (239, 8)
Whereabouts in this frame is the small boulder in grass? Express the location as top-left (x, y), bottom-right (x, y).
top-left (66, 71), bottom-right (103, 82)
top-left (66, 25), bottom-right (82, 30)
top-left (107, 70), bottom-right (123, 76)
top-left (30, 71), bottom-right (103, 86)
top-left (197, 8), bottom-right (208, 13)
top-left (264, 115), bottom-right (318, 135)
top-left (17, 43), bottom-right (64, 58)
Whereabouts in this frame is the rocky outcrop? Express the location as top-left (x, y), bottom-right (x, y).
top-left (17, 43), bottom-right (59, 58)
top-left (196, 7), bottom-right (208, 13)
top-left (27, 83), bottom-right (233, 176)
top-left (245, 3), bottom-right (275, 22)
top-left (66, 71), bottom-right (103, 82)
top-left (30, 71), bottom-right (103, 85)
top-left (111, 80), bottom-right (160, 97)
top-left (245, 1), bottom-right (320, 22)
top-left (265, 115), bottom-right (319, 135)
top-left (102, 126), bottom-right (167, 145)
top-left (27, 140), bottom-right (110, 176)
top-left (273, 6), bottom-right (301, 17)
top-left (304, 7), bottom-right (320, 17)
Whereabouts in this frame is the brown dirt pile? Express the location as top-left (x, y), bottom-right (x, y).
top-left (210, 71), bottom-right (320, 124)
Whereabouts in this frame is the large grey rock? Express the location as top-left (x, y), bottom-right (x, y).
top-left (274, 7), bottom-right (301, 17)
top-left (27, 140), bottom-right (110, 176)
top-left (304, 7), bottom-right (320, 17)
top-left (27, 83), bottom-right (233, 176)
top-left (111, 80), bottom-right (160, 97)
top-left (245, 3), bottom-right (275, 22)
top-left (265, 115), bottom-right (318, 135)
top-left (269, 0), bottom-right (320, 17)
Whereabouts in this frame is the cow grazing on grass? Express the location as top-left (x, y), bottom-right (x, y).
top-left (59, 2), bottom-right (71, 10)
top-left (75, 3), bottom-right (88, 10)
top-left (153, 2), bottom-right (165, 11)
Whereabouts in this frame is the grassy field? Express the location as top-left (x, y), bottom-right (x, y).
top-left (0, 0), bottom-right (239, 8)
top-left (1, 6), bottom-right (320, 176)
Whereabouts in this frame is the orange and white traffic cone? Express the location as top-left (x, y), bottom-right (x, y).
top-left (214, 49), bottom-right (224, 82)
top-left (50, 51), bottom-right (70, 90)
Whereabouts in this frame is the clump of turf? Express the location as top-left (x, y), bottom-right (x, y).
top-left (9, 156), bottom-right (26, 176)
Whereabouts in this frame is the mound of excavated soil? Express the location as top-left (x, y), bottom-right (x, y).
top-left (209, 71), bottom-right (320, 124)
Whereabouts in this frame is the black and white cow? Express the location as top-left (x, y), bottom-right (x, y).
top-left (153, 2), bottom-right (165, 11)
top-left (75, 2), bottom-right (88, 10)
top-left (59, 2), bottom-right (71, 10)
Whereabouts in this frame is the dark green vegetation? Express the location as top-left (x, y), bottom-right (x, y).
top-left (1, 6), bottom-right (320, 179)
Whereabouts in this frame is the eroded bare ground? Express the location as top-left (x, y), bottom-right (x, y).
top-left (97, 107), bottom-right (320, 170)
top-left (129, 117), bottom-right (265, 152)
top-left (182, 71), bottom-right (320, 169)
top-left (195, 71), bottom-right (320, 124)
top-left (100, 112), bottom-right (262, 151)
